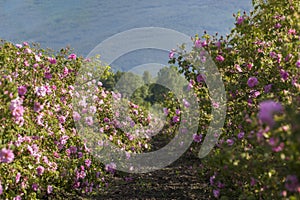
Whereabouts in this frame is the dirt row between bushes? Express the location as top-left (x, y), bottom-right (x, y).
top-left (85, 150), bottom-right (211, 200)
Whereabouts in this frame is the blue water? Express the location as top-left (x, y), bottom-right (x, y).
top-left (0, 0), bottom-right (252, 71)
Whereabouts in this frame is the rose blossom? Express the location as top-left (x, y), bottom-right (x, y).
top-left (247, 77), bottom-right (258, 88)
top-left (216, 55), bottom-right (225, 62)
top-left (0, 148), bottom-right (15, 163)
top-left (68, 53), bottom-right (77, 60)
top-left (36, 166), bottom-right (45, 176)
top-left (18, 86), bottom-right (27, 96)
top-left (237, 16), bottom-right (244, 24)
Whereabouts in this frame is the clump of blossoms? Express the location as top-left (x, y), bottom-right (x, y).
top-left (0, 41), bottom-right (153, 199)
top-left (168, 0), bottom-right (300, 198)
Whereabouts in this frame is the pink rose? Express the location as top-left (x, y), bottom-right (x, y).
top-left (247, 77), bottom-right (258, 88)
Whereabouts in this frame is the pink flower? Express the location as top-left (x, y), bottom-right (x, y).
top-left (0, 148), bottom-right (15, 163)
top-left (226, 138), bottom-right (234, 146)
top-left (213, 189), bottom-right (220, 198)
top-left (98, 81), bottom-right (103, 87)
top-left (198, 40), bottom-right (207, 47)
top-left (0, 182), bottom-right (3, 195)
top-left (35, 55), bottom-right (41, 62)
top-left (247, 77), bottom-right (258, 88)
top-left (65, 149), bottom-right (71, 157)
top-left (80, 165), bottom-right (85, 171)
top-left (196, 74), bottom-right (206, 82)
top-left (58, 115), bottom-right (66, 124)
top-left (24, 48), bottom-right (32, 54)
top-left (216, 55), bottom-right (225, 62)
top-left (212, 102), bottom-right (219, 108)
top-left (10, 98), bottom-right (23, 111)
top-left (18, 86), bottom-right (27, 96)
top-left (280, 69), bottom-right (289, 80)
top-left (194, 39), bottom-right (201, 48)
top-left (258, 100), bottom-right (283, 127)
top-left (247, 63), bottom-right (253, 70)
top-left (13, 196), bottom-right (21, 200)
top-left (296, 60), bottom-right (300, 68)
top-left (47, 185), bottom-right (53, 194)
top-left (35, 86), bottom-right (47, 97)
top-left (73, 181), bottom-right (80, 188)
top-left (16, 172), bottom-right (21, 183)
top-left (238, 132), bottom-right (244, 139)
top-left (44, 72), bottom-right (52, 79)
top-left (68, 85), bottom-right (75, 90)
top-left (288, 29), bottom-right (296, 35)
top-left (187, 79), bottom-right (194, 91)
top-left (183, 99), bottom-right (190, 108)
top-left (169, 50), bottom-right (175, 59)
top-left (269, 51), bottom-right (277, 58)
top-left (235, 64), bottom-right (242, 72)
top-left (172, 116), bottom-right (180, 123)
top-left (89, 106), bottom-right (97, 114)
top-left (70, 146), bottom-right (77, 154)
top-left (277, 53), bottom-right (282, 63)
top-left (73, 111), bottom-right (81, 121)
top-left (27, 144), bottom-right (39, 156)
top-left (36, 166), bottom-right (45, 176)
top-left (85, 116), bottom-right (93, 126)
top-left (275, 23), bottom-right (281, 28)
top-left (12, 106), bottom-right (25, 118)
top-left (272, 142), bottom-right (284, 152)
top-left (236, 16), bottom-right (244, 25)
top-left (48, 57), bottom-right (57, 64)
top-left (68, 53), bottom-right (77, 60)
top-left (60, 135), bottom-right (69, 145)
top-left (103, 117), bottom-right (110, 123)
top-left (16, 44), bottom-right (22, 48)
top-left (85, 159), bottom-right (91, 167)
top-left (24, 60), bottom-right (29, 67)
top-left (15, 117), bottom-right (24, 126)
top-left (251, 90), bottom-right (261, 98)
top-left (32, 183), bottom-right (38, 191)
top-left (193, 134), bottom-right (202, 142)
top-left (63, 67), bottom-right (69, 76)
top-left (34, 102), bottom-right (43, 112)
top-left (269, 137), bottom-right (278, 146)
top-left (36, 113), bottom-right (44, 126)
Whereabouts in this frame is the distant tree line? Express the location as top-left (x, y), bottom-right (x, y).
top-left (100, 66), bottom-right (184, 108)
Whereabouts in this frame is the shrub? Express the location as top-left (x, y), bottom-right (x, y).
top-left (167, 0), bottom-right (300, 198)
top-left (0, 41), bottom-right (152, 199)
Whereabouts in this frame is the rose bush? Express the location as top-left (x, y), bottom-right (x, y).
top-left (0, 41), bottom-right (153, 199)
top-left (167, 0), bottom-right (300, 199)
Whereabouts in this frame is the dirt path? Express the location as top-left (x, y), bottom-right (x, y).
top-left (89, 151), bottom-right (211, 200)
